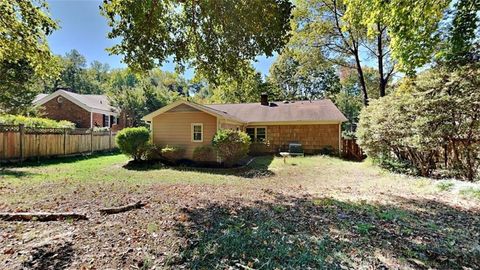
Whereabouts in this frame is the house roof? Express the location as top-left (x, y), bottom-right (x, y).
top-left (33, 90), bottom-right (118, 114)
top-left (142, 100), bottom-right (244, 123)
top-left (205, 99), bottom-right (347, 123)
top-left (143, 99), bottom-right (347, 124)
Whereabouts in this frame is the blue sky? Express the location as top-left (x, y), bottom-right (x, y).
top-left (46, 0), bottom-right (276, 79)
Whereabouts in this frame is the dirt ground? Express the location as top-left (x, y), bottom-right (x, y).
top-left (0, 154), bottom-right (479, 269)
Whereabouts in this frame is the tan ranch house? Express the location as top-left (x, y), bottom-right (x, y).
top-left (142, 94), bottom-right (347, 159)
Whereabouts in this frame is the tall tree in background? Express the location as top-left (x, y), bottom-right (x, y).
top-left (58, 49), bottom-right (88, 93)
top-left (101, 0), bottom-right (293, 82)
top-left (192, 65), bottom-right (275, 104)
top-left (437, 0), bottom-right (479, 66)
top-left (344, 0), bottom-right (449, 76)
top-left (268, 48), bottom-right (341, 100)
top-left (292, 0), bottom-right (448, 105)
top-left (0, 0), bottom-right (58, 114)
top-left (293, 0), bottom-right (371, 105)
top-left (34, 50), bottom-right (112, 94)
top-left (106, 69), bottom-right (183, 126)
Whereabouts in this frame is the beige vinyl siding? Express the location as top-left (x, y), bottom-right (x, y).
top-left (152, 110), bottom-right (217, 159)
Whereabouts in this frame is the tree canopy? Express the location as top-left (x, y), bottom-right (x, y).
top-left (101, 0), bottom-right (293, 82)
top-left (0, 0), bottom-right (59, 114)
top-left (0, 0), bottom-right (58, 76)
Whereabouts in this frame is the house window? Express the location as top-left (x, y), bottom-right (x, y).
top-left (103, 114), bottom-right (110, 127)
top-left (192, 123), bottom-right (203, 142)
top-left (246, 128), bottom-right (255, 141)
top-left (246, 127), bottom-right (267, 142)
top-left (256, 128), bottom-right (266, 142)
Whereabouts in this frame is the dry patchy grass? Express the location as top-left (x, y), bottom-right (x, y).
top-left (0, 153), bottom-right (479, 269)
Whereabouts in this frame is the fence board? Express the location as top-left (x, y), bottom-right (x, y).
top-left (0, 125), bottom-right (117, 162)
top-left (342, 139), bottom-right (365, 161)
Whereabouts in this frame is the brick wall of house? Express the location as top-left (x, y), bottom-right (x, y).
top-left (249, 124), bottom-right (340, 154)
top-left (111, 111), bottom-right (126, 131)
top-left (41, 98), bottom-right (91, 128)
top-left (92, 113), bottom-right (103, 128)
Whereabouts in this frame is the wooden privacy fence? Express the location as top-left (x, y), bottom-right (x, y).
top-left (0, 125), bottom-right (117, 162)
top-left (342, 138), bottom-right (365, 160)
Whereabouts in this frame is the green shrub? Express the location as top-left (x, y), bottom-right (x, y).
top-left (212, 129), bottom-right (251, 167)
top-left (0, 114), bottom-right (74, 129)
top-left (143, 144), bottom-right (162, 161)
top-left (357, 64), bottom-right (480, 180)
top-left (116, 127), bottom-right (150, 161)
top-left (161, 145), bottom-right (185, 163)
top-left (192, 145), bottom-right (215, 162)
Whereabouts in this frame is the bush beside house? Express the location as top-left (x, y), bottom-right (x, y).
top-left (212, 129), bottom-right (251, 167)
top-left (193, 145), bottom-right (215, 163)
top-left (357, 64), bottom-right (480, 181)
top-left (160, 145), bottom-right (185, 163)
top-left (116, 127), bottom-right (150, 161)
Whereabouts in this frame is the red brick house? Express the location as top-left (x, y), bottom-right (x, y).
top-left (33, 89), bottom-right (124, 130)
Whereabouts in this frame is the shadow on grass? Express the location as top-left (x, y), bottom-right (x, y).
top-left (124, 156), bottom-right (276, 179)
top-left (1, 151), bottom-right (120, 168)
top-left (0, 168), bottom-right (39, 178)
top-left (169, 192), bottom-right (480, 269)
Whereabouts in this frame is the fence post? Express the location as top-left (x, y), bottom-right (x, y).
top-left (109, 129), bottom-right (112, 151)
top-left (90, 128), bottom-right (94, 154)
top-left (63, 128), bottom-right (67, 156)
top-left (19, 124), bottom-right (25, 162)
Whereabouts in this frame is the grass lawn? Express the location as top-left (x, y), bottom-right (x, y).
top-left (1, 153), bottom-right (479, 269)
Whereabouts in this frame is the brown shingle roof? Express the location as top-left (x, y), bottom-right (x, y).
top-left (205, 99), bottom-right (347, 123)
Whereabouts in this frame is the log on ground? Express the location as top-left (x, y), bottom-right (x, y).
top-left (0, 212), bottom-right (88, 222)
top-left (98, 201), bottom-right (146, 215)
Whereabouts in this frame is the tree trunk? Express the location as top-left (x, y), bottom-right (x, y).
top-left (377, 23), bottom-right (386, 97)
top-left (354, 51), bottom-right (369, 106)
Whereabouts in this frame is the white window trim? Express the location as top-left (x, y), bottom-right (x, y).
top-left (191, 123), bottom-right (203, 142)
top-left (246, 126), bottom-right (267, 142)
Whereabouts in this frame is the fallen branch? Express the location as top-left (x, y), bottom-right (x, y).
top-left (0, 212), bottom-right (88, 222)
top-left (99, 201), bottom-right (146, 215)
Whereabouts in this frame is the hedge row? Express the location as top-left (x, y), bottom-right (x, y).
top-left (0, 114), bottom-right (75, 129)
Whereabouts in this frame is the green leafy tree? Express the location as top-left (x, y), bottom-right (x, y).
top-left (106, 69), bottom-right (182, 126)
top-left (437, 0), bottom-right (480, 66)
top-left (357, 64), bottom-right (480, 180)
top-left (292, 0), bottom-right (447, 104)
top-left (0, 0), bottom-right (58, 76)
top-left (291, 0), bottom-right (384, 105)
top-left (0, 59), bottom-right (38, 114)
top-left (101, 0), bottom-right (293, 82)
top-left (268, 49), bottom-right (341, 100)
top-left (0, 0), bottom-right (58, 113)
top-left (199, 65), bottom-right (276, 104)
top-left (344, 0), bottom-right (449, 75)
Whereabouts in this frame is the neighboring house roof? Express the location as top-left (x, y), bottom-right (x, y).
top-left (33, 90), bottom-right (118, 115)
top-left (143, 99), bottom-right (347, 124)
top-left (142, 100), bottom-right (244, 123)
top-left (206, 99), bottom-right (348, 123)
